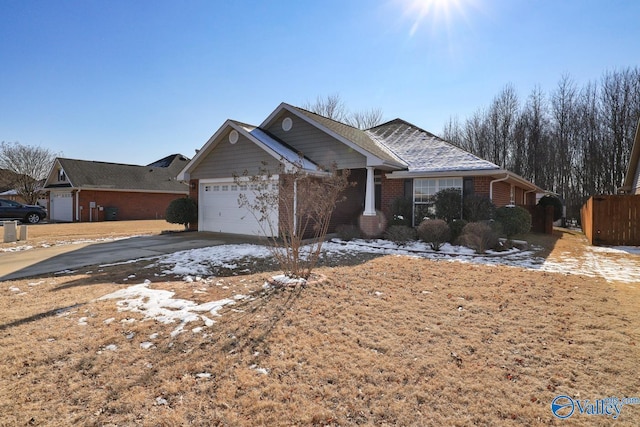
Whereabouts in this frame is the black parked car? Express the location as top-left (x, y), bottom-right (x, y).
top-left (0, 198), bottom-right (47, 224)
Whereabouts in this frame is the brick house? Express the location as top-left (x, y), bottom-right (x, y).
top-left (43, 154), bottom-right (189, 222)
top-left (178, 103), bottom-right (542, 236)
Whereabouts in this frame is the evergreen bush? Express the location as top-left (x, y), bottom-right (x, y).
top-left (166, 197), bottom-right (198, 230)
top-left (434, 188), bottom-right (462, 223)
top-left (448, 219), bottom-right (468, 244)
top-left (495, 205), bottom-right (532, 238)
top-left (537, 194), bottom-right (563, 221)
top-left (389, 196), bottom-right (413, 226)
top-left (463, 194), bottom-right (496, 222)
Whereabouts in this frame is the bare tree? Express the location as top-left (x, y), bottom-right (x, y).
top-left (0, 142), bottom-right (59, 204)
top-left (302, 94), bottom-right (349, 123)
top-left (234, 158), bottom-right (353, 282)
top-left (345, 108), bottom-right (384, 129)
top-left (303, 94), bottom-right (384, 129)
top-left (440, 67), bottom-right (640, 222)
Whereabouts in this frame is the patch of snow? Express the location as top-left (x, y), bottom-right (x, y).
top-left (140, 341), bottom-right (155, 349)
top-left (105, 344), bottom-right (118, 351)
top-left (98, 280), bottom-right (246, 337)
top-left (250, 364), bottom-right (269, 375)
top-left (78, 317), bottom-right (88, 326)
top-left (269, 274), bottom-right (307, 287)
top-left (155, 244), bottom-right (272, 276)
top-left (9, 286), bottom-right (20, 292)
top-left (195, 372), bottom-right (211, 379)
top-left (1, 245), bottom-right (34, 253)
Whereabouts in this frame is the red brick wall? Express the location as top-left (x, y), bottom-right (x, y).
top-left (381, 173), bottom-right (405, 218)
top-left (473, 176), bottom-right (492, 198)
top-left (189, 180), bottom-right (199, 230)
top-left (473, 176), bottom-right (535, 207)
top-left (491, 181), bottom-right (512, 207)
top-left (189, 180), bottom-right (199, 201)
top-left (78, 190), bottom-right (185, 221)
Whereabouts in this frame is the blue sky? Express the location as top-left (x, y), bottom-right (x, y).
top-left (1, 0), bottom-right (638, 165)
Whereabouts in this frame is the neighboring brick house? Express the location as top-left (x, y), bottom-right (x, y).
top-left (43, 154), bottom-right (189, 222)
top-left (178, 103), bottom-right (543, 236)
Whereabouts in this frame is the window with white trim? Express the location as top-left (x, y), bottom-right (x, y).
top-left (413, 178), bottom-right (463, 224)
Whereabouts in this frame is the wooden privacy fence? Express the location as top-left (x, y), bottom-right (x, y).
top-left (581, 195), bottom-right (640, 246)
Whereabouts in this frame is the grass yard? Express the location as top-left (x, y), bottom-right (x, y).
top-left (1, 223), bottom-right (640, 426)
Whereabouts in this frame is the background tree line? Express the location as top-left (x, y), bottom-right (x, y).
top-left (441, 67), bottom-right (640, 221)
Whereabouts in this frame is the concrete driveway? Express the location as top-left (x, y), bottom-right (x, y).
top-left (0, 232), bottom-right (263, 281)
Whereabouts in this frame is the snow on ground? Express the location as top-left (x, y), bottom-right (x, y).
top-left (0, 236), bottom-right (135, 253)
top-left (91, 237), bottom-right (639, 345)
top-left (98, 279), bottom-right (249, 337)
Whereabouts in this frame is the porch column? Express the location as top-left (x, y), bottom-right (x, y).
top-left (363, 166), bottom-right (376, 216)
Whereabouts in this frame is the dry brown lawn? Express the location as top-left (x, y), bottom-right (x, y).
top-left (1, 224), bottom-right (640, 426)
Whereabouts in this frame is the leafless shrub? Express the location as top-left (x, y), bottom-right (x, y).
top-left (384, 225), bottom-right (416, 246)
top-left (458, 221), bottom-right (499, 254)
top-left (417, 219), bottom-right (450, 251)
top-left (235, 158), bottom-right (352, 280)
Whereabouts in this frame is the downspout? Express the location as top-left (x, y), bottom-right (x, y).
top-left (75, 189), bottom-right (81, 222)
top-left (489, 174), bottom-right (509, 205)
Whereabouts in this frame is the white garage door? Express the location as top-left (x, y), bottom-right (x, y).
top-left (200, 180), bottom-right (278, 236)
top-left (51, 191), bottom-right (73, 222)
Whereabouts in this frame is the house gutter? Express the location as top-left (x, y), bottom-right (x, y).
top-left (489, 174), bottom-right (510, 204)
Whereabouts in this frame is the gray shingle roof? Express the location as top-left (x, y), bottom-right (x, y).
top-left (51, 154), bottom-right (189, 192)
top-left (367, 119), bottom-right (500, 173)
top-left (289, 105), bottom-right (406, 167)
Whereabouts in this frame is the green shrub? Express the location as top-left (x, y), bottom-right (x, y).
top-left (458, 221), bottom-right (499, 254)
top-left (417, 219), bottom-right (450, 251)
top-left (537, 195), bottom-right (563, 221)
top-left (166, 197), bottom-right (198, 230)
top-left (463, 195), bottom-right (496, 222)
top-left (389, 197), bottom-right (413, 226)
top-left (434, 188), bottom-right (462, 223)
top-left (448, 219), bottom-right (468, 244)
top-left (384, 225), bottom-right (417, 245)
top-left (336, 224), bottom-right (361, 241)
top-left (495, 205), bottom-right (532, 238)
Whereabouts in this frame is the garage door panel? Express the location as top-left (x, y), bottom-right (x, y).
top-left (51, 192), bottom-right (73, 222)
top-left (200, 181), bottom-right (278, 236)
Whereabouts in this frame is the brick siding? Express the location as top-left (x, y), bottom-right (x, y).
top-left (380, 173), bottom-right (406, 219)
top-left (77, 190), bottom-right (184, 221)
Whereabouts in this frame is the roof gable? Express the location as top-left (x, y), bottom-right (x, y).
top-left (178, 120), bottom-right (320, 181)
top-left (260, 103), bottom-right (406, 168)
top-left (367, 119), bottom-right (500, 173)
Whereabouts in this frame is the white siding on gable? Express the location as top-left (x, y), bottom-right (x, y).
top-left (266, 113), bottom-right (366, 169)
top-left (190, 132), bottom-right (281, 180)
